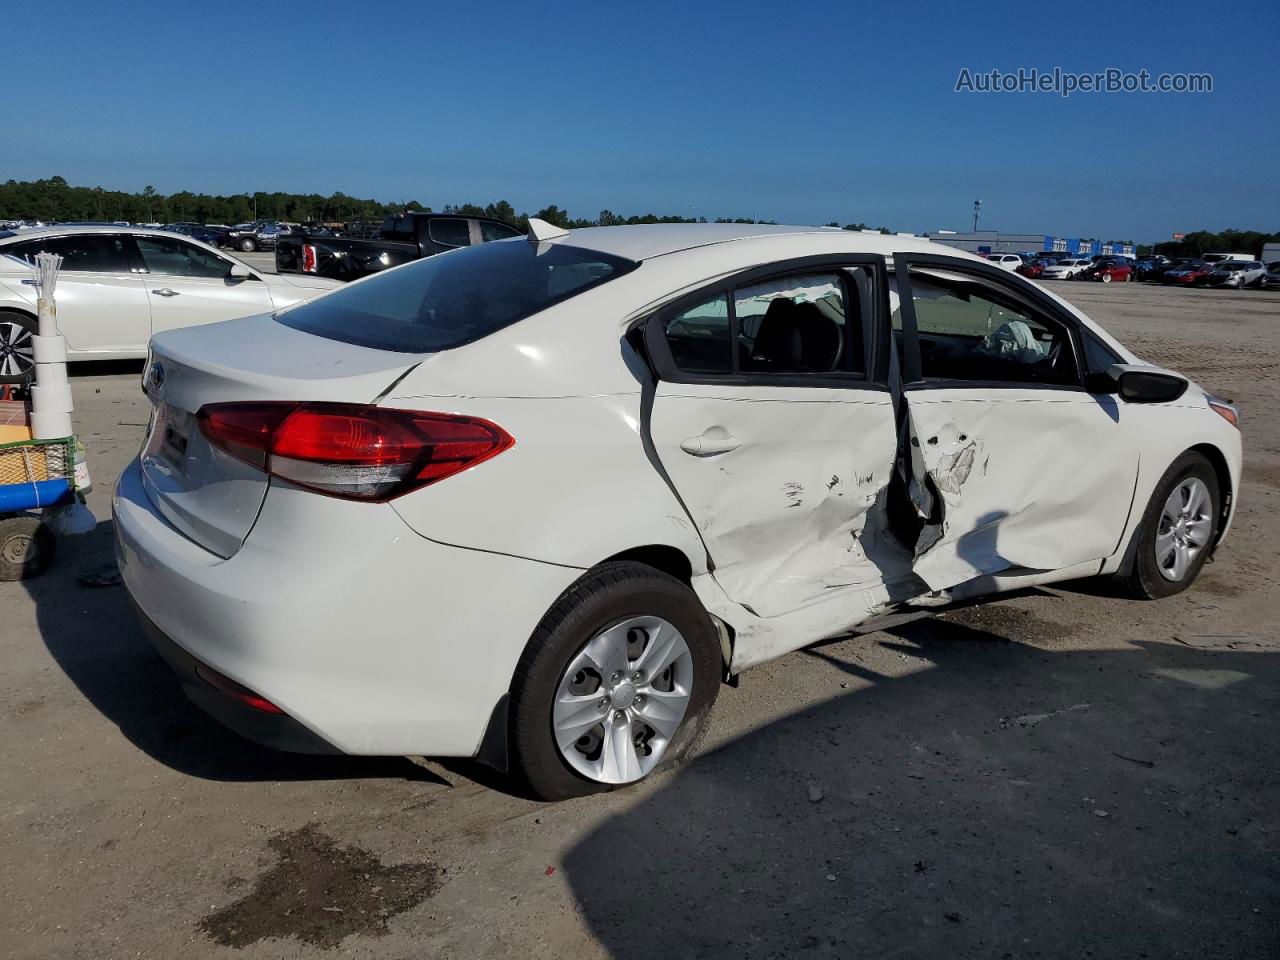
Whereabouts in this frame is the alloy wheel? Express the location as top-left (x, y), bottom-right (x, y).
top-left (552, 615), bottom-right (693, 784)
top-left (1155, 477), bottom-right (1212, 581)
top-left (0, 320), bottom-right (34, 379)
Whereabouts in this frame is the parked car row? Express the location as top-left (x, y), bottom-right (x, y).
top-left (275, 212), bottom-right (522, 281)
top-left (986, 249), bottom-right (1275, 289)
top-left (1012, 253), bottom-right (1134, 283)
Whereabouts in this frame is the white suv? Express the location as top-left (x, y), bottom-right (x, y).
top-left (984, 253), bottom-right (1022, 271)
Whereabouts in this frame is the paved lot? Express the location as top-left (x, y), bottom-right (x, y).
top-left (2, 280), bottom-right (1278, 959)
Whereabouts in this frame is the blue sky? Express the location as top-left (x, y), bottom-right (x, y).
top-left (7, 0), bottom-right (1277, 242)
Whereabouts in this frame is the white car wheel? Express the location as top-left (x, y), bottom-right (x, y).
top-left (509, 561), bottom-right (721, 800)
top-left (0, 311), bottom-right (36, 384)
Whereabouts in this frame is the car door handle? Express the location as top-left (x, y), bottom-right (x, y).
top-left (680, 433), bottom-right (741, 457)
top-left (152, 288), bottom-right (180, 297)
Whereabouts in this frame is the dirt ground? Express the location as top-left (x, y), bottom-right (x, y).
top-left (1, 280), bottom-right (1277, 959)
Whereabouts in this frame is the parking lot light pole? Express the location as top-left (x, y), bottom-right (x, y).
top-left (972, 198), bottom-right (981, 233)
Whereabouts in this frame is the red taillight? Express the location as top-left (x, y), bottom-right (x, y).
top-left (196, 402), bottom-right (514, 500)
top-left (195, 664), bottom-right (284, 714)
top-left (301, 243), bottom-right (317, 273)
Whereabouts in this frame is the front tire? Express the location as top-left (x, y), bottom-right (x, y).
top-left (238, 237), bottom-right (258, 252)
top-left (509, 562), bottom-right (722, 801)
top-left (1117, 451), bottom-right (1220, 599)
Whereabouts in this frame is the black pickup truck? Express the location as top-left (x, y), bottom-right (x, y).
top-left (275, 212), bottom-right (523, 281)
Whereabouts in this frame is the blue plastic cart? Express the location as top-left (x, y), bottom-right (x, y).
top-left (0, 437), bottom-right (75, 580)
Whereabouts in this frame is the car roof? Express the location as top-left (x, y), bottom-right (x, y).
top-left (543, 223), bottom-right (978, 262)
top-left (0, 224), bottom-right (204, 244)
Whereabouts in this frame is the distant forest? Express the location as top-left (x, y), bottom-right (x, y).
top-left (0, 177), bottom-right (889, 233)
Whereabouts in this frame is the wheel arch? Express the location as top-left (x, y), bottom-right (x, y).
top-left (0, 303), bottom-right (38, 322)
top-left (600, 543), bottom-right (694, 583)
top-left (1188, 441), bottom-right (1233, 551)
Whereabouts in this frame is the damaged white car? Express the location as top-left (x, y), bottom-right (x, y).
top-left (114, 222), bottom-right (1242, 799)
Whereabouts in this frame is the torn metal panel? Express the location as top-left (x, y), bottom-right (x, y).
top-left (903, 389), bottom-right (1138, 592)
top-left (650, 385), bottom-right (909, 623)
top-left (691, 568), bottom-right (909, 673)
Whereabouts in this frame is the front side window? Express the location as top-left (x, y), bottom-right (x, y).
top-left (276, 240), bottom-right (637, 353)
top-left (428, 218), bottom-right (471, 248)
top-left (134, 236), bottom-right (231, 278)
top-left (898, 267), bottom-right (1078, 386)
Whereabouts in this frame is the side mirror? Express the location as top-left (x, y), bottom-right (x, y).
top-left (229, 263), bottom-right (253, 280)
top-left (1094, 363), bottom-right (1188, 402)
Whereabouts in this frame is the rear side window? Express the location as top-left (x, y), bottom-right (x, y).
top-left (1, 239), bottom-right (43, 263)
top-left (3, 234), bottom-right (130, 272)
top-left (735, 274), bottom-right (851, 374)
top-left (382, 216), bottom-right (416, 242)
top-left (665, 295), bottom-right (731, 374)
top-left (660, 270), bottom-right (868, 379)
top-left (479, 221), bottom-right (521, 242)
top-left (428, 218), bottom-right (471, 248)
top-left (275, 241), bottom-right (638, 352)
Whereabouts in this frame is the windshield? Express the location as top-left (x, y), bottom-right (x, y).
top-left (276, 240), bottom-right (639, 353)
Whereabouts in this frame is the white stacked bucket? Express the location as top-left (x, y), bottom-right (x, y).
top-left (29, 252), bottom-right (73, 440)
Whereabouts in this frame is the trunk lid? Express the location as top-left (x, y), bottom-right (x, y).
top-left (139, 314), bottom-right (426, 558)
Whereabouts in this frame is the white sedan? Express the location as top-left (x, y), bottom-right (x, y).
top-left (0, 226), bottom-right (339, 381)
top-left (1041, 257), bottom-right (1092, 279)
top-left (114, 223), bottom-right (1242, 800)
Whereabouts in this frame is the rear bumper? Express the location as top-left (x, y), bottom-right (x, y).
top-left (113, 457), bottom-right (580, 757)
top-left (133, 600), bottom-right (341, 754)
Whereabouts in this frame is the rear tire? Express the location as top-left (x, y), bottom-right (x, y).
top-left (0, 515), bottom-right (56, 581)
top-left (0, 310), bottom-right (36, 385)
top-left (509, 561), bottom-right (721, 801)
top-left (1116, 451), bottom-right (1220, 599)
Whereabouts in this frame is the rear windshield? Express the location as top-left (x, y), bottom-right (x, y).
top-left (276, 240), bottom-right (638, 353)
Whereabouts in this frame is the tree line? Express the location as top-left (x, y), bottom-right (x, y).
top-left (0, 176), bottom-right (891, 233)
top-left (1146, 229), bottom-right (1280, 260)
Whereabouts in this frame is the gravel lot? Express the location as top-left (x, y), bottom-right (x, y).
top-left (2, 279), bottom-right (1277, 959)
